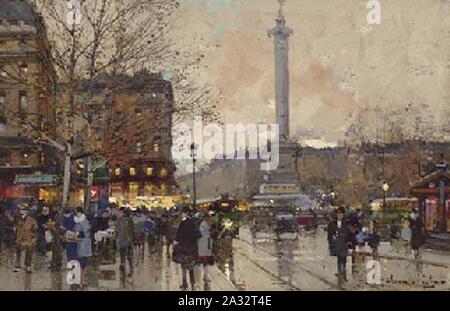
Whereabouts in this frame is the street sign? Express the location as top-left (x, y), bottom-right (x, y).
top-left (14, 174), bottom-right (58, 185)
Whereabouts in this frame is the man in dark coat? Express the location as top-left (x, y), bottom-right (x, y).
top-left (327, 207), bottom-right (351, 282)
top-left (115, 208), bottom-right (135, 275)
top-left (175, 208), bottom-right (200, 290)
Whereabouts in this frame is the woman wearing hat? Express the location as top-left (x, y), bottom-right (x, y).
top-left (74, 207), bottom-right (92, 287)
top-left (197, 211), bottom-right (216, 283)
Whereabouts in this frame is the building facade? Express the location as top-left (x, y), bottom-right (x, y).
top-left (71, 72), bottom-right (177, 207)
top-left (0, 0), bottom-right (59, 204)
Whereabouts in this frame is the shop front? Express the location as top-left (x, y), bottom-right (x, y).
top-left (410, 164), bottom-right (450, 234)
top-left (0, 171), bottom-right (61, 207)
top-left (14, 173), bottom-right (61, 206)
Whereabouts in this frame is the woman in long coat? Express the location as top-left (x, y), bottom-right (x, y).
top-left (74, 207), bottom-right (92, 287)
top-left (14, 209), bottom-right (38, 272)
top-left (197, 213), bottom-right (216, 282)
top-left (410, 209), bottom-right (424, 260)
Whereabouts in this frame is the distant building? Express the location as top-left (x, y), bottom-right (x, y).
top-left (176, 157), bottom-right (263, 202)
top-left (177, 141), bottom-right (450, 208)
top-left (0, 0), bottom-right (59, 203)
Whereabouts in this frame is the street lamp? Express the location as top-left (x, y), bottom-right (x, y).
top-left (382, 182), bottom-right (389, 207)
top-left (190, 143), bottom-right (197, 209)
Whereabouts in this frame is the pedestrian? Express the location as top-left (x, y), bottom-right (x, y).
top-left (400, 216), bottom-right (412, 252)
top-left (47, 212), bottom-right (61, 270)
top-left (197, 211), bottom-right (216, 283)
top-left (368, 225), bottom-right (381, 259)
top-left (132, 207), bottom-right (146, 258)
top-left (409, 208), bottom-right (424, 261)
top-left (36, 206), bottom-right (50, 256)
top-left (2, 208), bottom-right (16, 249)
top-left (115, 207), bottom-right (135, 275)
top-left (14, 207), bottom-right (38, 273)
top-left (0, 204), bottom-right (7, 251)
top-left (62, 208), bottom-right (78, 263)
top-left (164, 208), bottom-right (180, 258)
top-left (173, 207), bottom-right (201, 290)
top-left (327, 207), bottom-right (351, 283)
top-left (74, 207), bottom-right (92, 287)
top-left (144, 214), bottom-right (156, 256)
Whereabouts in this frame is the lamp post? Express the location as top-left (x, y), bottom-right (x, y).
top-left (382, 182), bottom-right (389, 208)
top-left (190, 143), bottom-right (197, 209)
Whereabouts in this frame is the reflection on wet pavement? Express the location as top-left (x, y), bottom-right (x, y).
top-left (0, 224), bottom-right (448, 291)
top-left (0, 243), bottom-right (234, 291)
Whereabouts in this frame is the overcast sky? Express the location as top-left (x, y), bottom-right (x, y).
top-left (171, 0), bottom-right (450, 148)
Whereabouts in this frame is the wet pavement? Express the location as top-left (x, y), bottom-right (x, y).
top-left (225, 226), bottom-right (450, 291)
top-left (0, 244), bottom-right (235, 291)
top-left (0, 227), bottom-right (449, 291)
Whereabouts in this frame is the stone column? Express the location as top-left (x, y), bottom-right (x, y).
top-left (268, 1), bottom-right (293, 142)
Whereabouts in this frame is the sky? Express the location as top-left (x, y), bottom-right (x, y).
top-left (171, 0), bottom-right (450, 148)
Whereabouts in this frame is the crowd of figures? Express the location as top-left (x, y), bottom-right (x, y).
top-left (0, 201), bottom-right (226, 290)
top-left (327, 207), bottom-right (424, 283)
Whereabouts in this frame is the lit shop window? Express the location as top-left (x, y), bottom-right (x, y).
top-left (146, 167), bottom-right (153, 176)
top-left (136, 142), bottom-right (142, 154)
top-left (144, 183), bottom-right (154, 195)
top-left (129, 167), bottom-right (136, 176)
top-left (115, 167), bottom-right (121, 176)
top-left (160, 168), bottom-right (167, 177)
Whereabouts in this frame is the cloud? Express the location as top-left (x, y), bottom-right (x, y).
top-left (172, 0), bottom-right (450, 145)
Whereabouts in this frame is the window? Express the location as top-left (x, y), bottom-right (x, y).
top-left (146, 167), bottom-right (153, 176)
top-left (115, 167), bottom-right (121, 176)
top-left (18, 39), bottom-right (27, 52)
top-left (129, 167), bottom-right (136, 176)
top-left (136, 142), bottom-right (142, 154)
top-left (20, 63), bottom-right (28, 75)
top-left (19, 91), bottom-right (27, 110)
top-left (160, 168), bottom-right (167, 177)
top-left (153, 136), bottom-right (161, 152)
top-left (0, 92), bottom-right (5, 123)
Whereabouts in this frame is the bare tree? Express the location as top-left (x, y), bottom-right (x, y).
top-left (30, 0), bottom-right (220, 209)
